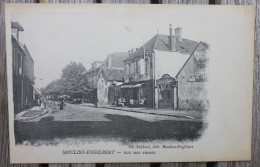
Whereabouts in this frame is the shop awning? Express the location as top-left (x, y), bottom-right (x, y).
top-left (120, 83), bottom-right (144, 89)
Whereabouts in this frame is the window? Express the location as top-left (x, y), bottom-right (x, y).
top-left (133, 62), bottom-right (136, 73)
top-left (126, 64), bottom-right (130, 74)
top-left (145, 57), bottom-right (149, 74)
top-left (136, 61), bottom-right (139, 73)
top-left (128, 63), bottom-right (131, 74)
top-left (150, 57), bottom-right (153, 74)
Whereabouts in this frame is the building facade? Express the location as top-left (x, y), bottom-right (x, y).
top-left (12, 22), bottom-right (35, 114)
top-left (85, 52), bottom-right (128, 103)
top-left (97, 69), bottom-right (124, 105)
top-left (122, 25), bottom-right (209, 110)
top-left (176, 42), bottom-right (209, 110)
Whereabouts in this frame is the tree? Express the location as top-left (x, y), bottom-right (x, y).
top-left (61, 62), bottom-right (86, 79)
top-left (65, 73), bottom-right (92, 98)
top-left (42, 79), bottom-right (66, 96)
top-left (42, 62), bottom-right (92, 99)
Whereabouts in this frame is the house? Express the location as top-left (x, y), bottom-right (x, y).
top-left (175, 42), bottom-right (209, 110)
top-left (82, 61), bottom-right (105, 103)
top-left (122, 25), bottom-right (209, 110)
top-left (11, 22), bottom-right (35, 114)
top-left (84, 52), bottom-right (128, 103)
top-left (97, 68), bottom-right (125, 105)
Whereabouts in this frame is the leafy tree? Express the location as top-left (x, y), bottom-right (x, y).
top-left (61, 62), bottom-right (86, 79)
top-left (64, 73), bottom-right (91, 98)
top-left (42, 62), bottom-right (92, 99)
top-left (42, 79), bottom-right (66, 95)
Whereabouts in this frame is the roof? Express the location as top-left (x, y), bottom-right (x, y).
top-left (107, 52), bottom-right (129, 68)
top-left (124, 34), bottom-right (198, 61)
top-left (175, 41), bottom-right (210, 78)
top-left (121, 83), bottom-right (143, 88)
top-left (11, 22), bottom-right (24, 31)
top-left (84, 62), bottom-right (106, 74)
top-left (195, 41), bottom-right (209, 51)
top-left (23, 45), bottom-right (34, 63)
top-left (11, 36), bottom-right (26, 56)
top-left (101, 69), bottom-right (125, 82)
top-left (85, 52), bottom-right (128, 74)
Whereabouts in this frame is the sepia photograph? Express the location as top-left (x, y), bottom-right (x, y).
top-left (5, 4), bottom-right (254, 163)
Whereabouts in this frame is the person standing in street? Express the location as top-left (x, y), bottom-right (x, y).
top-left (40, 96), bottom-right (47, 110)
top-left (59, 96), bottom-right (64, 110)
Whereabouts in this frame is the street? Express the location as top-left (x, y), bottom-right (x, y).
top-left (14, 102), bottom-right (207, 145)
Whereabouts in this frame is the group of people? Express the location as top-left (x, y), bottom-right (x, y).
top-left (116, 97), bottom-right (146, 108)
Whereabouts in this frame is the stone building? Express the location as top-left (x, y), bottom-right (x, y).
top-left (175, 42), bottom-right (209, 110)
top-left (84, 52), bottom-right (128, 103)
top-left (97, 69), bottom-right (124, 105)
top-left (11, 22), bottom-right (35, 114)
top-left (122, 25), bottom-right (209, 110)
top-left (82, 61), bottom-right (105, 103)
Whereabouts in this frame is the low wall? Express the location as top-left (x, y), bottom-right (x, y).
top-left (178, 99), bottom-right (209, 111)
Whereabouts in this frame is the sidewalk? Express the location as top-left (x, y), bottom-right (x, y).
top-left (82, 103), bottom-right (206, 121)
top-left (15, 106), bottom-right (52, 122)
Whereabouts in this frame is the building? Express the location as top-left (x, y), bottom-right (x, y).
top-left (82, 61), bottom-right (104, 103)
top-left (97, 68), bottom-right (124, 105)
top-left (84, 52), bottom-right (128, 103)
top-left (12, 22), bottom-right (35, 114)
top-left (122, 25), bottom-right (209, 110)
top-left (175, 42), bottom-right (209, 110)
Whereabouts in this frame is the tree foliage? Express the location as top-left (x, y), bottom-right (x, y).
top-left (42, 62), bottom-right (91, 98)
top-left (61, 62), bottom-right (86, 79)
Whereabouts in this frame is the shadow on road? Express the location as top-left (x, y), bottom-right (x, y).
top-left (14, 114), bottom-right (207, 145)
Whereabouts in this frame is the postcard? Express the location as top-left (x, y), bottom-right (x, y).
top-left (5, 4), bottom-right (255, 163)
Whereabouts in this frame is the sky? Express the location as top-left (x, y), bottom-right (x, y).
top-left (11, 5), bottom-right (212, 88)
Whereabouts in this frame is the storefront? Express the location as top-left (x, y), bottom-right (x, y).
top-left (157, 74), bottom-right (178, 109)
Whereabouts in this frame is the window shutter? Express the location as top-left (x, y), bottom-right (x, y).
top-left (140, 59), bottom-right (145, 75)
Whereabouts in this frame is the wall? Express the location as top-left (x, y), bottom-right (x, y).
top-left (86, 68), bottom-right (100, 89)
top-left (97, 72), bottom-right (108, 104)
top-left (23, 46), bottom-right (34, 82)
top-left (124, 53), bottom-right (153, 83)
top-left (154, 50), bottom-right (190, 80)
top-left (176, 54), bottom-right (209, 110)
top-left (12, 38), bottom-right (24, 114)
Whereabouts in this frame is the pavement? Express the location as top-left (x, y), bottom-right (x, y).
top-left (15, 102), bottom-right (207, 144)
top-left (81, 103), bottom-right (206, 121)
top-left (15, 102), bottom-right (205, 123)
top-left (15, 106), bottom-right (52, 122)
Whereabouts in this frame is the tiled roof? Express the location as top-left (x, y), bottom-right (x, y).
top-left (84, 62), bottom-right (106, 74)
top-left (102, 69), bottom-right (125, 82)
top-left (108, 52), bottom-right (129, 68)
top-left (23, 45), bottom-right (34, 63)
top-left (195, 41), bottom-right (209, 51)
top-left (11, 22), bottom-right (24, 31)
top-left (84, 52), bottom-right (128, 74)
top-left (124, 34), bottom-right (198, 61)
top-left (175, 41), bottom-right (210, 78)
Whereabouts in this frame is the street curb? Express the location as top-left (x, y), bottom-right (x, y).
top-left (101, 106), bottom-right (203, 122)
top-left (15, 107), bottom-right (52, 122)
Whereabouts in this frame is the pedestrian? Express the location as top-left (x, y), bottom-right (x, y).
top-left (40, 96), bottom-right (47, 110)
top-left (130, 98), bottom-right (134, 108)
top-left (59, 96), bottom-right (64, 110)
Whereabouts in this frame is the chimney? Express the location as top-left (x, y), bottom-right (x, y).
top-left (11, 22), bottom-right (24, 43)
top-left (169, 24), bottom-right (176, 51)
top-left (175, 27), bottom-right (182, 42)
